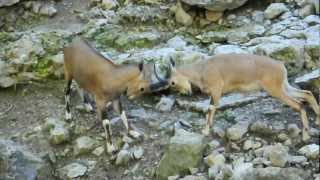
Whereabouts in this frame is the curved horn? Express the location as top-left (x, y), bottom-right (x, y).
top-left (153, 63), bottom-right (166, 82)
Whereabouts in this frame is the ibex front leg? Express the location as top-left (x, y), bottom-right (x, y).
top-left (202, 97), bottom-right (218, 136)
top-left (96, 97), bottom-right (117, 154)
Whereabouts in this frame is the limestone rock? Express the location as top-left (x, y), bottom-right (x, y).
top-left (156, 129), bottom-right (205, 180)
top-left (58, 163), bottom-right (87, 179)
top-left (181, 0), bottom-right (248, 11)
top-left (264, 3), bottom-right (289, 19)
top-left (298, 144), bottom-right (320, 159)
top-left (74, 136), bottom-right (96, 155)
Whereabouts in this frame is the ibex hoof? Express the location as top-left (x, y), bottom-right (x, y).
top-left (202, 128), bottom-right (210, 136)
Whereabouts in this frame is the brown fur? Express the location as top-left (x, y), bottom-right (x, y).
top-left (168, 54), bottom-right (320, 141)
top-left (63, 38), bottom-right (151, 152)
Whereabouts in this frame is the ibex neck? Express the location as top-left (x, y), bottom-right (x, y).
top-left (178, 63), bottom-right (203, 89)
top-left (115, 65), bottom-right (140, 89)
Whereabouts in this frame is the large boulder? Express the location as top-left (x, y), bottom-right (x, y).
top-left (0, 139), bottom-right (51, 180)
top-left (156, 129), bottom-right (205, 180)
top-left (181, 0), bottom-right (248, 11)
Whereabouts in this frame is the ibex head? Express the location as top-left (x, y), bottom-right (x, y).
top-left (153, 58), bottom-right (192, 95)
top-left (126, 62), bottom-right (151, 100)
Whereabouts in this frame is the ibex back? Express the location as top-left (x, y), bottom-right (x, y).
top-left (158, 54), bottom-right (319, 141)
top-left (64, 38), bottom-right (153, 153)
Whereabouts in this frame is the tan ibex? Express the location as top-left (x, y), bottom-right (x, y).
top-left (155, 54), bottom-right (319, 141)
top-left (63, 38), bottom-right (163, 153)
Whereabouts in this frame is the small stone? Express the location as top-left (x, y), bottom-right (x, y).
top-left (264, 3), bottom-right (289, 19)
top-left (298, 144), bottom-right (319, 159)
top-left (58, 163), bottom-right (87, 179)
top-left (227, 31), bottom-right (249, 44)
top-left (39, 4), bottom-right (57, 17)
top-left (249, 121), bottom-right (274, 136)
top-left (156, 96), bottom-right (175, 112)
top-left (288, 155), bottom-right (307, 164)
top-left (0, 77), bottom-right (16, 88)
top-left (208, 165), bottom-right (220, 179)
top-left (101, 0), bottom-right (117, 10)
top-left (49, 126), bottom-right (70, 145)
top-left (264, 144), bottom-right (289, 167)
top-left (277, 133), bottom-right (289, 142)
top-left (122, 135), bottom-right (134, 144)
top-left (205, 10), bottom-right (223, 22)
top-left (208, 140), bottom-right (221, 151)
top-left (287, 124), bottom-right (301, 138)
top-left (74, 136), bottom-right (96, 155)
top-left (204, 153), bottom-right (225, 167)
top-left (243, 139), bottom-right (261, 151)
top-left (226, 123), bottom-right (248, 141)
top-left (131, 146), bottom-right (144, 160)
top-left (116, 149), bottom-right (132, 166)
top-left (92, 146), bottom-right (105, 156)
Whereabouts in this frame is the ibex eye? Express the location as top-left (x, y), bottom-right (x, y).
top-left (171, 82), bottom-right (175, 85)
top-left (140, 87), bottom-right (144, 92)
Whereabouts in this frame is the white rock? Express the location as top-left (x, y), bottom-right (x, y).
top-left (227, 123), bottom-right (249, 141)
top-left (156, 96), bottom-right (175, 112)
top-left (264, 144), bottom-right (289, 167)
top-left (39, 4), bottom-right (57, 17)
top-left (92, 146), bottom-right (105, 156)
top-left (116, 149), bottom-right (132, 165)
top-left (304, 15), bottom-right (320, 25)
top-left (264, 3), bottom-right (289, 19)
top-left (74, 136), bottom-right (96, 155)
top-left (214, 45), bottom-right (248, 55)
top-left (298, 144), bottom-right (319, 159)
top-left (58, 163), bottom-right (87, 179)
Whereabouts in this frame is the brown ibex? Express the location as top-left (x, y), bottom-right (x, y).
top-left (155, 54), bottom-right (319, 141)
top-left (63, 38), bottom-right (162, 153)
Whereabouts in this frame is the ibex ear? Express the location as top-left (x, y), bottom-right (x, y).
top-left (138, 62), bottom-right (144, 72)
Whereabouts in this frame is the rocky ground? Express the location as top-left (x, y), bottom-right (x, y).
top-left (0, 0), bottom-right (319, 179)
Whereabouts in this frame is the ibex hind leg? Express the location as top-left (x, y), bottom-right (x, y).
top-left (65, 80), bottom-right (72, 120)
top-left (261, 79), bottom-right (310, 141)
top-left (285, 81), bottom-right (320, 126)
top-left (279, 92), bottom-right (310, 142)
